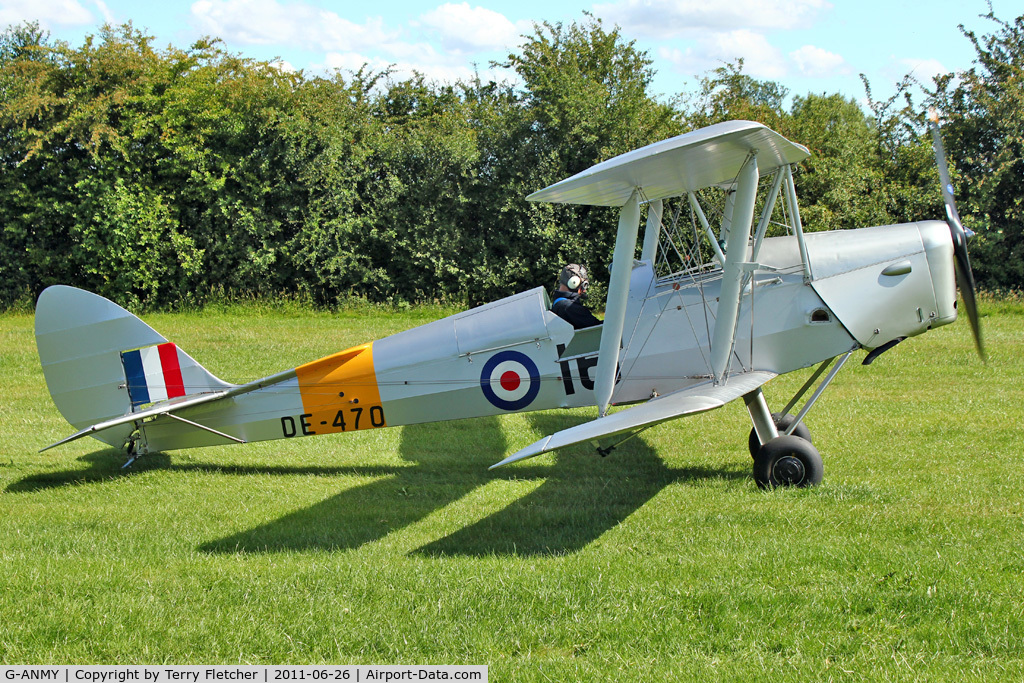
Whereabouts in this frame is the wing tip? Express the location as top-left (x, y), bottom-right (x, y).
top-left (489, 436), bottom-right (552, 469)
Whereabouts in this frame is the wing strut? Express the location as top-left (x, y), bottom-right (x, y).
top-left (710, 153), bottom-right (759, 383)
top-left (594, 191), bottom-right (641, 417)
top-left (640, 199), bottom-right (662, 262)
top-left (163, 413), bottom-right (246, 444)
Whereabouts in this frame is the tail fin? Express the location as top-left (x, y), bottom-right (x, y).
top-left (35, 286), bottom-right (233, 449)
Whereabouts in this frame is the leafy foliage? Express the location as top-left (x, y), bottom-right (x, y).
top-left (928, 9), bottom-right (1024, 290)
top-left (492, 15), bottom-right (678, 299)
top-left (1, 8), bottom-right (1022, 310)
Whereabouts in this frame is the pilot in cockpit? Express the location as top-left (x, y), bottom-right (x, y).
top-left (550, 263), bottom-right (602, 329)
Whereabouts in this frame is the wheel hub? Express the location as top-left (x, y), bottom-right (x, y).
top-left (773, 455), bottom-right (806, 486)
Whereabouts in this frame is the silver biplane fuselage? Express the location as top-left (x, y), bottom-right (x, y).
top-left (35, 121), bottom-right (975, 487)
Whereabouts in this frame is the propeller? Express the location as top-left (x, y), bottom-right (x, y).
top-left (928, 109), bottom-right (985, 361)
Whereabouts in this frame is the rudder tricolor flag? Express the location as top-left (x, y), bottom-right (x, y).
top-left (121, 343), bottom-right (187, 409)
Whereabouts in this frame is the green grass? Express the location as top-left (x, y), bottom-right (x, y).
top-left (2, 300), bottom-right (1023, 679)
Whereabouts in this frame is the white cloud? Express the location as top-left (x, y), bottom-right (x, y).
top-left (595, 0), bottom-right (831, 39)
top-left (711, 30), bottom-right (786, 78)
top-left (894, 57), bottom-right (949, 85)
top-left (189, 0), bottom-right (522, 85)
top-left (417, 3), bottom-right (524, 54)
top-left (661, 29), bottom-right (787, 80)
top-left (320, 47), bottom-right (514, 87)
top-left (790, 44), bottom-right (848, 77)
top-left (0, 0), bottom-right (93, 28)
top-left (91, 0), bottom-right (115, 24)
top-left (190, 0), bottom-right (397, 52)
top-left (270, 59), bottom-right (296, 74)
top-left (380, 38), bottom-right (447, 65)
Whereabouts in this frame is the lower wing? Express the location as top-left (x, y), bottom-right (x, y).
top-left (490, 370), bottom-right (776, 468)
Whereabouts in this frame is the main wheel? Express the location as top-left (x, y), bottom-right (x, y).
top-left (748, 413), bottom-right (812, 458)
top-left (753, 435), bottom-right (823, 489)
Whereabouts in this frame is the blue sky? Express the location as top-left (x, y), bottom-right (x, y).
top-left (0, 0), bottom-right (1011, 106)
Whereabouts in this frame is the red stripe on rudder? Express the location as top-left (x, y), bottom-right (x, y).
top-left (158, 342), bottom-right (186, 398)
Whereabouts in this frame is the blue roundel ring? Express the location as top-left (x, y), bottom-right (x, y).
top-left (480, 350), bottom-right (541, 411)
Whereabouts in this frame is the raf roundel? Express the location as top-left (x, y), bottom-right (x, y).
top-left (480, 350), bottom-right (541, 411)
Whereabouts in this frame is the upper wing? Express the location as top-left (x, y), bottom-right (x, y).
top-left (526, 121), bottom-right (809, 207)
top-left (489, 370), bottom-right (776, 469)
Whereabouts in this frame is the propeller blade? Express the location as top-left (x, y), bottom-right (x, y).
top-left (928, 110), bottom-right (985, 360)
top-left (929, 110), bottom-right (963, 226)
top-left (950, 214), bottom-right (986, 361)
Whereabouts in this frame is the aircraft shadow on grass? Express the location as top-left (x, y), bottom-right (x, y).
top-left (415, 411), bottom-right (677, 558)
top-left (5, 451), bottom-right (396, 494)
top-left (8, 416), bottom-right (745, 558)
top-left (199, 414), bottom-right (745, 557)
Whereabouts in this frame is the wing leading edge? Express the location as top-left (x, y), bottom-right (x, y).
top-left (489, 371), bottom-right (777, 469)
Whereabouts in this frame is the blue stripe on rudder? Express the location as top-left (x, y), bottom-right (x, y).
top-left (121, 349), bottom-right (150, 408)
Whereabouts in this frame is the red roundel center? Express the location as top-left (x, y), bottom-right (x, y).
top-left (499, 370), bottom-right (522, 392)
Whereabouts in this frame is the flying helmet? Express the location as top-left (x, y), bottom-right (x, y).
top-left (559, 264), bottom-right (589, 292)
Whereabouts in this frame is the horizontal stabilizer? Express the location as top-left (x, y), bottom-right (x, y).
top-left (490, 371), bottom-right (776, 469)
top-left (40, 367), bottom-right (301, 452)
top-left (40, 390), bottom-right (230, 452)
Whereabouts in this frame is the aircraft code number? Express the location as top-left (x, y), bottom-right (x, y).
top-left (555, 343), bottom-right (598, 395)
top-left (280, 406), bottom-right (385, 437)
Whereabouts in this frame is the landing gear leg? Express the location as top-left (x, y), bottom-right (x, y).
top-left (742, 352), bottom-right (854, 486)
top-left (747, 412), bottom-right (812, 458)
top-left (743, 389), bottom-right (778, 452)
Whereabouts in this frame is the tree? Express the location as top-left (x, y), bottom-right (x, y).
top-left (0, 22), bottom-right (59, 304)
top-left (0, 22), bottom-right (304, 308)
top-left (683, 59), bottom-right (789, 131)
top-left (929, 7), bottom-right (1024, 289)
top-left (493, 14), bottom-right (678, 298)
top-left (785, 93), bottom-right (891, 232)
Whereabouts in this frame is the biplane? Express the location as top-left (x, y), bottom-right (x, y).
top-left (35, 118), bottom-right (983, 488)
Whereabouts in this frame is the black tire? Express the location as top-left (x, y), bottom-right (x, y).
top-left (753, 435), bottom-right (823, 489)
top-left (748, 413), bottom-right (812, 457)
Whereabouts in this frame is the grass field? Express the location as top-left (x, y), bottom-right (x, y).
top-left (1, 298), bottom-right (1022, 679)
